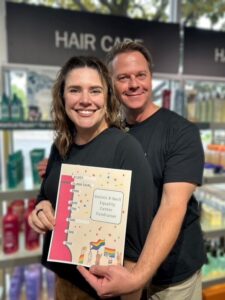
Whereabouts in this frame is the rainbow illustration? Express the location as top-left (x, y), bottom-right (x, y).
top-left (79, 254), bottom-right (84, 264)
top-left (104, 247), bottom-right (116, 258)
top-left (90, 239), bottom-right (105, 250)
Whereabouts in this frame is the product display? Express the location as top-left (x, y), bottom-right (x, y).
top-left (6, 265), bottom-right (55, 300)
top-left (11, 199), bottom-right (25, 231)
top-left (196, 185), bottom-right (225, 228)
top-left (0, 93), bottom-right (24, 122)
top-left (202, 238), bottom-right (225, 281)
top-left (29, 148), bottom-right (45, 185)
top-left (1, 34), bottom-right (225, 300)
top-left (0, 67), bottom-right (55, 123)
top-left (1, 198), bottom-right (41, 254)
top-left (173, 89), bottom-right (187, 117)
top-left (0, 93), bottom-right (11, 121)
top-left (5, 148), bottom-right (46, 189)
top-left (8, 266), bottom-right (24, 300)
top-left (162, 89), bottom-right (171, 109)
top-left (24, 199), bottom-right (40, 250)
top-left (3, 205), bottom-right (19, 254)
top-left (187, 88), bottom-right (225, 123)
top-left (7, 150), bottom-right (24, 188)
top-left (11, 93), bottom-right (24, 122)
top-left (205, 144), bottom-right (225, 172)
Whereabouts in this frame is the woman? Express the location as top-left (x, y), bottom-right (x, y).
top-left (29, 56), bottom-right (155, 299)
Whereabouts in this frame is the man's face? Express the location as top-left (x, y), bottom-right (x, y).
top-left (110, 51), bottom-right (152, 112)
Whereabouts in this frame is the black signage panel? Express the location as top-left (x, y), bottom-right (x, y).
top-left (7, 3), bottom-right (180, 74)
top-left (183, 27), bottom-right (225, 77)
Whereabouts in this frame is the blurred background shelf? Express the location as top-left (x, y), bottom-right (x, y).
top-left (203, 276), bottom-right (225, 288)
top-left (0, 177), bottom-right (40, 202)
top-left (0, 121), bottom-right (53, 130)
top-left (203, 174), bottom-right (225, 184)
top-left (0, 233), bottom-right (42, 268)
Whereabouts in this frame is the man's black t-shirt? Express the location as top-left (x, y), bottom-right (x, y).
top-left (128, 108), bottom-right (207, 285)
top-left (37, 127), bottom-right (155, 298)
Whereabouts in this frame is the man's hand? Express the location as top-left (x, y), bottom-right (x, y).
top-left (77, 265), bottom-right (141, 298)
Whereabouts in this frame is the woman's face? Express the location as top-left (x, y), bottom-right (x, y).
top-left (64, 67), bottom-right (108, 139)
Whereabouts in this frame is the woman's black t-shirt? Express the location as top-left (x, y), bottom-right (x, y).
top-left (37, 127), bottom-right (155, 298)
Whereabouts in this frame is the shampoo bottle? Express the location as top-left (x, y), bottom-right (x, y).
top-left (0, 93), bottom-right (10, 121)
top-left (3, 205), bottom-right (19, 254)
top-left (25, 199), bottom-right (40, 250)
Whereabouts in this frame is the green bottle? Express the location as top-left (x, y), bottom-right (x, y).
top-left (11, 94), bottom-right (22, 121)
top-left (7, 154), bottom-right (18, 188)
top-left (0, 93), bottom-right (10, 121)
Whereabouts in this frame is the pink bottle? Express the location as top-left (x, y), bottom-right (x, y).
top-left (162, 89), bottom-right (171, 110)
top-left (11, 199), bottom-right (25, 231)
top-left (3, 206), bottom-right (19, 254)
top-left (24, 199), bottom-right (40, 250)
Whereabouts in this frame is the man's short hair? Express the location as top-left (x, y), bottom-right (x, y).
top-left (105, 41), bottom-right (153, 74)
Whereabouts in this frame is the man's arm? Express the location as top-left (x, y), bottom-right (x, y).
top-left (78, 181), bottom-right (196, 298)
top-left (130, 182), bottom-right (196, 284)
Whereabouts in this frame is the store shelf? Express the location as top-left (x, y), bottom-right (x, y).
top-left (201, 223), bottom-right (225, 238)
top-left (0, 185), bottom-right (39, 201)
top-left (197, 122), bottom-right (225, 130)
top-left (0, 121), bottom-right (53, 130)
top-left (203, 275), bottom-right (225, 288)
top-left (0, 234), bottom-right (42, 268)
top-left (203, 174), bottom-right (225, 184)
top-left (0, 248), bottom-right (41, 269)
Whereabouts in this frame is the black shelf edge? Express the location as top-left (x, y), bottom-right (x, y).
top-left (203, 276), bottom-right (225, 288)
top-left (0, 121), bottom-right (53, 130)
top-left (203, 175), bottom-right (225, 184)
top-left (202, 227), bottom-right (225, 238)
top-left (196, 122), bottom-right (225, 130)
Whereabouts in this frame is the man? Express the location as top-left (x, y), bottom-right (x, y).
top-left (78, 41), bottom-right (206, 300)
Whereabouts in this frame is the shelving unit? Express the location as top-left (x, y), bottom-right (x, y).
top-left (201, 222), bottom-right (225, 239)
top-left (0, 121), bottom-right (53, 130)
top-left (0, 186), bottom-right (39, 201)
top-left (197, 123), bottom-right (225, 131)
top-left (0, 185), bottom-right (41, 260)
top-left (203, 174), bottom-right (225, 184)
top-left (0, 184), bottom-right (42, 299)
top-left (153, 75), bottom-right (225, 290)
top-left (203, 276), bottom-right (225, 289)
top-left (0, 241), bottom-right (41, 269)
top-left (0, 62), bottom-right (225, 296)
top-left (0, 64), bottom-right (53, 299)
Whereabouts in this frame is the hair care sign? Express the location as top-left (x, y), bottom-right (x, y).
top-left (6, 2), bottom-right (179, 74)
top-left (183, 27), bottom-right (225, 77)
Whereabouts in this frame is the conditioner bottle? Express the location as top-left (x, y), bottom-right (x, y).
top-left (3, 205), bottom-right (19, 254)
top-left (24, 199), bottom-right (40, 250)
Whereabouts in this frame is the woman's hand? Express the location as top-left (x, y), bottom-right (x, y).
top-left (28, 200), bottom-right (55, 234)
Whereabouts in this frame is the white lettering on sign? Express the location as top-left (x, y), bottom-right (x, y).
top-left (100, 35), bottom-right (143, 52)
top-left (55, 30), bottom-right (96, 50)
top-left (55, 30), bottom-right (143, 53)
top-left (215, 48), bottom-right (225, 63)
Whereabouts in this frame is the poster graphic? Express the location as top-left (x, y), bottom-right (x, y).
top-left (48, 164), bottom-right (131, 267)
